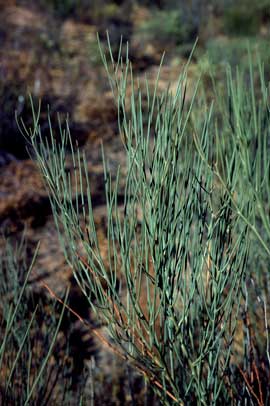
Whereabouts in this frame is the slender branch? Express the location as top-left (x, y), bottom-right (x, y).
top-left (39, 278), bottom-right (182, 405)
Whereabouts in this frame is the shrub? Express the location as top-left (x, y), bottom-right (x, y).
top-left (223, 2), bottom-right (260, 36)
top-left (17, 35), bottom-right (270, 405)
top-left (193, 52), bottom-right (270, 404)
top-left (139, 8), bottom-right (197, 48)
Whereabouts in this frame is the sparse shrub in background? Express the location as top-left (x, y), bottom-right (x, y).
top-left (38, 0), bottom-right (77, 18)
top-left (16, 37), bottom-right (270, 404)
top-left (223, 3), bottom-right (260, 36)
top-left (92, 2), bottom-right (122, 21)
top-left (0, 237), bottom-right (71, 405)
top-left (139, 8), bottom-right (198, 49)
top-left (222, 0), bottom-right (270, 36)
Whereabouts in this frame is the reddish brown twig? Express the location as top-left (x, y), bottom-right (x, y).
top-left (39, 278), bottom-right (182, 405)
top-left (39, 279), bottom-right (125, 360)
top-left (76, 254), bottom-right (161, 365)
top-left (238, 366), bottom-right (264, 406)
top-left (253, 360), bottom-right (264, 406)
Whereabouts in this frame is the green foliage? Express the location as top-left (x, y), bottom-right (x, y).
top-left (139, 8), bottom-right (196, 47)
top-left (196, 53), bottom-right (270, 262)
top-left (193, 52), bottom-right (270, 404)
top-left (92, 2), bottom-right (121, 21)
top-left (19, 36), bottom-right (270, 404)
top-left (221, 0), bottom-right (270, 37)
top-left (223, 4), bottom-right (260, 36)
top-left (205, 37), bottom-right (270, 77)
